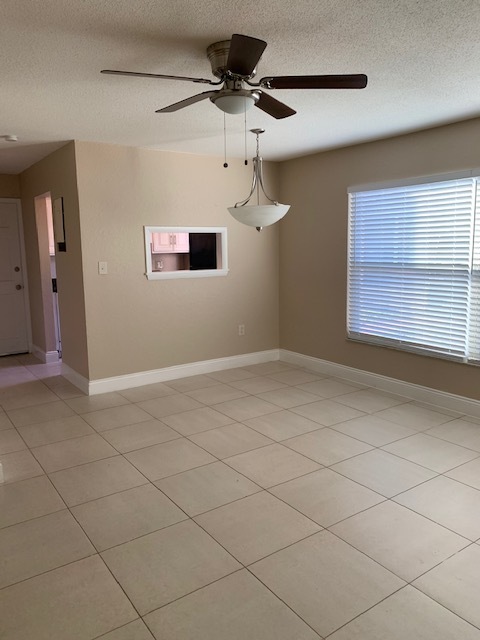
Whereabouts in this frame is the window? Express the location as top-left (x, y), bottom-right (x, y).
top-left (347, 172), bottom-right (480, 363)
top-left (144, 227), bottom-right (228, 280)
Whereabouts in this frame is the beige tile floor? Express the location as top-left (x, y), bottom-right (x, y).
top-left (2, 355), bottom-right (480, 639)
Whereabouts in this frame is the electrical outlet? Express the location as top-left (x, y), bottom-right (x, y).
top-left (238, 324), bottom-right (245, 336)
top-left (98, 261), bottom-right (108, 275)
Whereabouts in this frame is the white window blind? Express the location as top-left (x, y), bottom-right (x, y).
top-left (348, 175), bottom-right (480, 363)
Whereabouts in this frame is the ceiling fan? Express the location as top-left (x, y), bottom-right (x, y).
top-left (101, 34), bottom-right (367, 119)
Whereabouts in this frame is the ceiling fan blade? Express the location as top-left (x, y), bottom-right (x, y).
top-left (155, 91), bottom-right (219, 113)
top-left (226, 34), bottom-right (267, 77)
top-left (259, 74), bottom-right (368, 90)
top-left (101, 69), bottom-right (216, 85)
top-left (255, 92), bottom-right (296, 119)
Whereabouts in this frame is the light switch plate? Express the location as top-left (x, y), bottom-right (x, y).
top-left (98, 261), bottom-right (108, 275)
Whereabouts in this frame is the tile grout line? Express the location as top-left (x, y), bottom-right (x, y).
top-left (324, 516), bottom-right (472, 583)
top-left (407, 581), bottom-right (480, 633)
top-left (320, 583), bottom-right (411, 639)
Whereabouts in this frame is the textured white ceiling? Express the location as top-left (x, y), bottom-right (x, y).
top-left (1, 0), bottom-right (480, 173)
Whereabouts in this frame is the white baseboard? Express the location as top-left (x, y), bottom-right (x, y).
top-left (280, 349), bottom-right (480, 418)
top-left (59, 346), bottom-right (480, 417)
top-left (61, 362), bottom-right (90, 395)
top-left (86, 350), bottom-right (280, 395)
top-left (31, 344), bottom-right (60, 364)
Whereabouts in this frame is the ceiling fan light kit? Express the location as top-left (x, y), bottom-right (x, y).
top-left (211, 90), bottom-right (258, 114)
top-left (228, 128), bottom-right (290, 232)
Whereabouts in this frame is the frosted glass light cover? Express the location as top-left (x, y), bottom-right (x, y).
top-left (228, 204), bottom-right (290, 228)
top-left (213, 95), bottom-right (256, 114)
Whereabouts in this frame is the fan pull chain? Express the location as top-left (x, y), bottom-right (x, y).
top-left (223, 113), bottom-right (228, 168)
top-left (244, 101), bottom-right (248, 165)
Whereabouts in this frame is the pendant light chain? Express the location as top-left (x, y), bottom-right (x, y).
top-left (256, 131), bottom-right (260, 205)
top-left (223, 112), bottom-right (228, 168)
top-left (244, 100), bottom-right (248, 165)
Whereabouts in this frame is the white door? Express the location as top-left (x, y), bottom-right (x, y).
top-left (0, 200), bottom-right (29, 355)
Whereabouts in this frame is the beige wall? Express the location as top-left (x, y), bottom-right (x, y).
top-left (279, 117), bottom-right (480, 400)
top-left (20, 143), bottom-right (89, 377)
top-left (0, 174), bottom-right (21, 197)
top-left (74, 141), bottom-right (279, 380)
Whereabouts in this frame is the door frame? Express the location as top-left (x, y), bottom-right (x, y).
top-left (34, 192), bottom-right (62, 361)
top-left (0, 197), bottom-right (33, 354)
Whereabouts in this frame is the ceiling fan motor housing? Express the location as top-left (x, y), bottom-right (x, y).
top-left (207, 40), bottom-right (258, 79)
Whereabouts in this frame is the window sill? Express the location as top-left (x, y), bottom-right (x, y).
top-left (146, 268), bottom-right (229, 280)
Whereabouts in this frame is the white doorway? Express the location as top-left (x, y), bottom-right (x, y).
top-left (0, 199), bottom-right (30, 356)
top-left (34, 193), bottom-right (62, 361)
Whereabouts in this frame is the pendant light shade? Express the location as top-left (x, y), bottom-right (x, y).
top-left (228, 203), bottom-right (290, 229)
top-left (228, 128), bottom-right (290, 231)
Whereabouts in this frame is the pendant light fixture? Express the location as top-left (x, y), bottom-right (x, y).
top-left (228, 128), bottom-right (290, 231)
